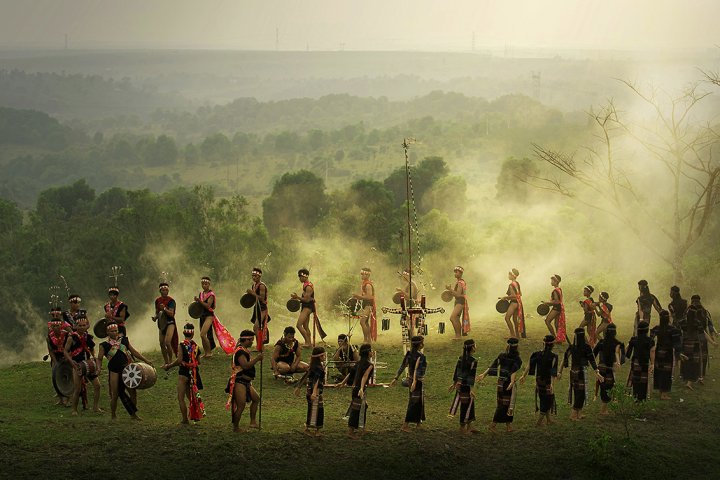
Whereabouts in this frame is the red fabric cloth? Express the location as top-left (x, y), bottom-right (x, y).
top-left (554, 287), bottom-right (567, 343)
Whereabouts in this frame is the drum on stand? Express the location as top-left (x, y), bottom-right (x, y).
top-left (345, 297), bottom-right (361, 315)
top-left (496, 299), bottom-right (510, 314)
top-left (188, 302), bottom-right (204, 319)
top-left (440, 290), bottom-right (453, 303)
top-left (93, 318), bottom-right (108, 338)
top-left (240, 293), bottom-right (256, 309)
top-left (122, 362), bottom-right (157, 390)
top-left (52, 359), bottom-right (75, 398)
top-left (537, 303), bottom-right (551, 316)
top-left (392, 291), bottom-right (403, 305)
top-left (286, 298), bottom-right (301, 313)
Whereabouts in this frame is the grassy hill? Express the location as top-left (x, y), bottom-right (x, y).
top-left (1, 313), bottom-right (718, 480)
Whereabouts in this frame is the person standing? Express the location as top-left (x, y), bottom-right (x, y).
top-left (578, 286), bottom-right (597, 347)
top-left (635, 280), bottom-right (662, 335)
top-left (347, 344), bottom-right (374, 439)
top-left (477, 337), bottom-right (523, 432)
top-left (292, 269), bottom-right (316, 347)
top-left (63, 315), bottom-right (102, 416)
top-left (97, 322), bottom-right (152, 420)
top-left (559, 328), bottom-right (603, 421)
top-left (521, 335), bottom-right (559, 426)
top-left (163, 323), bottom-right (205, 424)
top-left (226, 330), bottom-right (263, 432)
top-left (502, 269), bottom-right (525, 339)
top-left (447, 266), bottom-right (470, 339)
top-left (448, 339), bottom-right (478, 433)
top-left (247, 267), bottom-right (270, 346)
top-left (541, 275), bottom-right (566, 343)
top-left (302, 346), bottom-right (327, 437)
top-left (390, 335), bottom-right (427, 432)
top-left (196, 277), bottom-right (217, 357)
top-left (650, 310), bottom-right (684, 400)
top-left (593, 324), bottom-right (625, 414)
top-left (154, 282), bottom-right (177, 365)
top-left (668, 286), bottom-right (688, 327)
top-left (353, 267), bottom-right (377, 344)
top-left (594, 292), bottom-right (613, 340)
top-left (626, 321), bottom-right (656, 401)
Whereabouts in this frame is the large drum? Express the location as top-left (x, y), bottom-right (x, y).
top-left (286, 298), bottom-right (301, 313)
top-left (93, 318), bottom-right (108, 338)
top-left (188, 301), bottom-right (204, 319)
top-left (80, 359), bottom-right (98, 379)
top-left (496, 299), bottom-right (510, 314)
top-left (345, 297), bottom-right (361, 315)
top-left (440, 290), bottom-right (453, 302)
top-left (537, 303), bottom-right (551, 316)
top-left (240, 293), bottom-right (256, 309)
top-left (122, 362), bottom-right (157, 390)
top-left (52, 359), bottom-right (75, 398)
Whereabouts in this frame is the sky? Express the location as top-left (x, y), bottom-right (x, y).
top-left (0, 0), bottom-right (718, 52)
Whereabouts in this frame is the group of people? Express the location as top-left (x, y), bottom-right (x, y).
top-left (45, 267), bottom-right (715, 436)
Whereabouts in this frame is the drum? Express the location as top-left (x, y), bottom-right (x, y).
top-left (345, 297), bottom-right (361, 314)
top-left (93, 318), bottom-right (108, 338)
top-left (441, 290), bottom-right (453, 302)
top-left (537, 303), bottom-right (551, 316)
top-left (122, 362), bottom-right (157, 390)
top-left (188, 301), bottom-right (204, 319)
top-left (157, 311), bottom-right (168, 332)
top-left (80, 359), bottom-right (98, 379)
top-left (52, 359), bottom-right (75, 398)
top-left (392, 291), bottom-right (403, 305)
top-left (240, 293), bottom-right (256, 309)
top-left (381, 317), bottom-right (390, 331)
top-left (496, 299), bottom-right (510, 314)
top-left (438, 321), bottom-right (446, 334)
top-left (286, 298), bottom-right (301, 313)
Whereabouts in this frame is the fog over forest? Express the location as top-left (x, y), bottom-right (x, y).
top-left (0, 1), bottom-right (719, 365)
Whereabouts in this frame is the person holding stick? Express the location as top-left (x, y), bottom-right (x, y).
top-left (226, 330), bottom-right (263, 432)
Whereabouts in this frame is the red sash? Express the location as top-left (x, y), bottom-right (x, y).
top-left (511, 281), bottom-right (525, 336)
top-left (599, 303), bottom-right (613, 323)
top-left (456, 279), bottom-right (471, 334)
top-left (182, 340), bottom-right (205, 420)
top-left (225, 346), bottom-right (248, 410)
top-left (200, 290), bottom-right (233, 354)
top-left (554, 287), bottom-right (567, 343)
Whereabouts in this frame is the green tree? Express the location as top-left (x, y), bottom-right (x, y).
top-left (495, 156), bottom-right (540, 203)
top-left (262, 170), bottom-right (329, 236)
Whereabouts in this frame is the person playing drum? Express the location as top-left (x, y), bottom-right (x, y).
top-left (333, 334), bottom-right (359, 383)
top-left (47, 309), bottom-right (70, 405)
top-left (163, 323), bottom-right (205, 424)
top-left (97, 321), bottom-right (152, 420)
top-left (227, 330), bottom-right (263, 432)
top-left (290, 268), bottom-right (316, 347)
top-left (396, 269), bottom-right (420, 337)
top-left (247, 267), bottom-right (270, 345)
top-left (104, 286), bottom-right (130, 336)
top-left (446, 266), bottom-right (470, 339)
top-left (271, 326), bottom-right (309, 377)
top-left (195, 276), bottom-right (217, 358)
top-left (501, 268), bottom-right (525, 339)
top-left (353, 267), bottom-right (376, 344)
top-left (541, 274), bottom-right (567, 343)
top-left (63, 314), bottom-right (102, 415)
top-left (154, 282), bottom-right (177, 365)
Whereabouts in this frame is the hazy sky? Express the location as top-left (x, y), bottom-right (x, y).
top-left (0, 0), bottom-right (718, 51)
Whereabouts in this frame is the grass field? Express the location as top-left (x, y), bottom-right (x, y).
top-left (1, 315), bottom-right (719, 480)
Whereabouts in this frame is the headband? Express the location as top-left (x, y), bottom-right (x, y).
top-left (108, 287), bottom-right (120, 294)
top-left (454, 266), bottom-right (464, 272)
top-left (585, 285), bottom-right (594, 294)
top-left (183, 328), bottom-right (194, 336)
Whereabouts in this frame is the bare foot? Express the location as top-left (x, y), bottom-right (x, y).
top-left (506, 426), bottom-right (514, 433)
top-left (400, 426), bottom-right (412, 433)
top-left (202, 354), bottom-right (213, 359)
top-left (488, 424), bottom-right (498, 433)
top-left (233, 426), bottom-right (242, 433)
top-left (131, 414), bottom-right (142, 421)
top-left (347, 432), bottom-right (359, 440)
top-left (467, 427), bottom-right (479, 434)
top-left (314, 431), bottom-right (325, 438)
top-left (302, 429), bottom-right (314, 437)
top-left (685, 383), bottom-right (694, 390)
top-left (660, 394), bottom-right (671, 400)
top-left (248, 422), bottom-right (259, 429)
top-left (71, 410), bottom-right (78, 416)
top-left (179, 420), bottom-right (190, 425)
top-left (546, 417), bottom-right (555, 425)
top-left (599, 411), bottom-right (609, 416)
